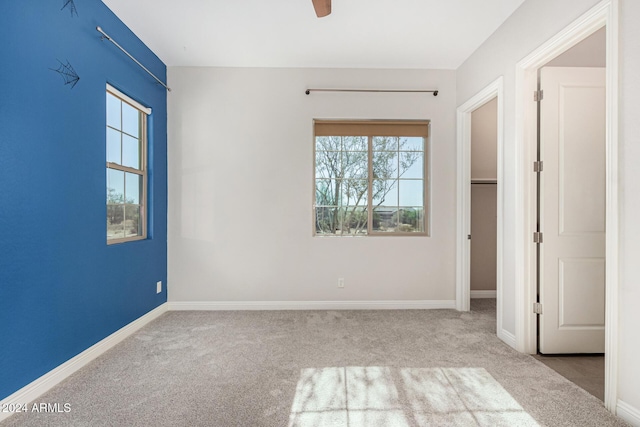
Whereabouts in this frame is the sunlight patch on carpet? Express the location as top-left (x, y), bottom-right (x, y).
top-left (288, 367), bottom-right (539, 427)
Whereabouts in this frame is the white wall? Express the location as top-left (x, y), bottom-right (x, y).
top-left (168, 67), bottom-right (457, 303)
top-left (457, 0), bottom-right (602, 338)
top-left (457, 0), bottom-right (640, 417)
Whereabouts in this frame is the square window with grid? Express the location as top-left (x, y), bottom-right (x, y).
top-left (106, 85), bottom-right (149, 243)
top-left (314, 120), bottom-right (429, 236)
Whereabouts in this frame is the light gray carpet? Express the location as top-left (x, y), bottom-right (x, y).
top-left (1, 300), bottom-right (628, 426)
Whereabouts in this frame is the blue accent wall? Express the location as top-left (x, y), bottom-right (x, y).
top-left (0, 1), bottom-right (167, 400)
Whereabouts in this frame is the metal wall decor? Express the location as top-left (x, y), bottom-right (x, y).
top-left (62, 0), bottom-right (78, 17)
top-left (50, 59), bottom-right (80, 88)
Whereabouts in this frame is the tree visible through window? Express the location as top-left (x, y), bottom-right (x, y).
top-left (106, 85), bottom-right (149, 243)
top-left (314, 120), bottom-right (429, 236)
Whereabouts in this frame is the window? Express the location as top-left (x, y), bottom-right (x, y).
top-left (106, 85), bottom-right (150, 243)
top-left (314, 120), bottom-right (429, 236)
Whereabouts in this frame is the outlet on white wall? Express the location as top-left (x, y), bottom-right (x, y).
top-left (156, 281), bottom-right (162, 294)
top-left (338, 278), bottom-right (344, 288)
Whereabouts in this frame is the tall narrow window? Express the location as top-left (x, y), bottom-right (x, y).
top-left (106, 85), bottom-right (149, 243)
top-left (314, 120), bottom-right (429, 236)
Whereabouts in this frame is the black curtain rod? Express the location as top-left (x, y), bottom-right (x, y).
top-left (305, 88), bottom-right (438, 96)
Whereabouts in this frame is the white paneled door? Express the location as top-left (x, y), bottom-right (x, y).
top-left (539, 67), bottom-right (606, 354)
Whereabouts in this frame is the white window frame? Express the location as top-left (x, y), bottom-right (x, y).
top-left (106, 84), bottom-right (150, 244)
top-left (313, 119), bottom-right (430, 237)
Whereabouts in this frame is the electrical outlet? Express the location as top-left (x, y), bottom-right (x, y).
top-left (338, 278), bottom-right (345, 288)
top-left (156, 281), bottom-right (162, 294)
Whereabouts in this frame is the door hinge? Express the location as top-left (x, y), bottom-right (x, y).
top-left (533, 302), bottom-right (543, 314)
top-left (534, 90), bottom-right (544, 102)
top-left (533, 232), bottom-right (543, 243)
top-left (534, 161), bottom-right (543, 172)
top-left (468, 234), bottom-right (472, 240)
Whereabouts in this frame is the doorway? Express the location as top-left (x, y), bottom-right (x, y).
top-left (533, 26), bottom-right (606, 400)
top-left (514, 0), bottom-right (619, 411)
top-left (470, 98), bottom-right (498, 302)
top-left (455, 77), bottom-right (507, 343)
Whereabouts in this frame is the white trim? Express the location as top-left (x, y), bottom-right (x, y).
top-left (455, 77), bottom-right (504, 342)
top-left (168, 300), bottom-right (456, 311)
top-left (455, 101), bottom-right (472, 312)
top-left (603, 0), bottom-right (619, 413)
top-left (514, 0), bottom-right (618, 412)
top-left (0, 304), bottom-right (167, 423)
top-left (514, 52), bottom-right (532, 355)
top-left (106, 83), bottom-right (152, 115)
top-left (498, 328), bottom-right (517, 350)
top-left (617, 400), bottom-right (640, 426)
top-left (470, 290), bottom-right (497, 299)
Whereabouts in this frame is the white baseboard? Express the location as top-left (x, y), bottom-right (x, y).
top-left (498, 328), bottom-right (517, 350)
top-left (617, 400), bottom-right (640, 426)
top-left (470, 290), bottom-right (497, 299)
top-left (0, 303), bottom-right (168, 423)
top-left (168, 300), bottom-right (457, 311)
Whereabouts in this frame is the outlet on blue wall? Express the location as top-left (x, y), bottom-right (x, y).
top-left (0, 1), bottom-right (168, 400)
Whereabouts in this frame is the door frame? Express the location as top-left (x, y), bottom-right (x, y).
top-left (514, 0), bottom-right (619, 411)
top-left (455, 77), bottom-right (507, 339)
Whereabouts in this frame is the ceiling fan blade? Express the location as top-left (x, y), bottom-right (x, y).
top-left (312, 0), bottom-right (331, 17)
